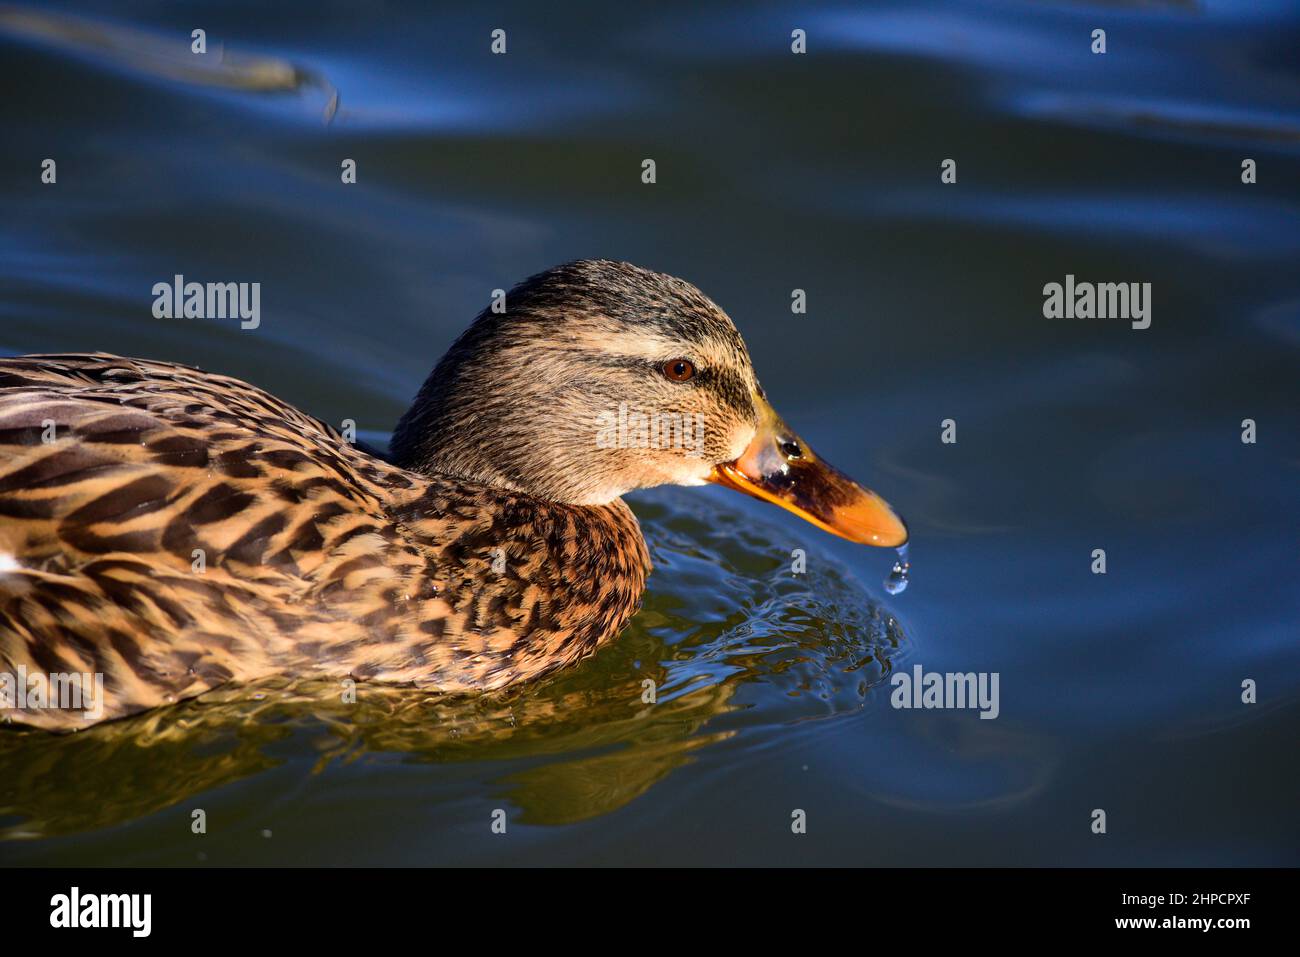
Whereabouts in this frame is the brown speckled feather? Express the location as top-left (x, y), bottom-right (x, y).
top-left (0, 354), bottom-right (650, 730)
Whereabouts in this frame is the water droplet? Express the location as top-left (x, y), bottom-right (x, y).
top-left (884, 543), bottom-right (910, 595)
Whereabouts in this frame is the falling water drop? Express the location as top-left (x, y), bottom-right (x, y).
top-left (884, 542), bottom-right (910, 595)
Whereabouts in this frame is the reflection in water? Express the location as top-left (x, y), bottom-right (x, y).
top-left (0, 491), bottom-right (904, 839)
top-left (0, 5), bottom-right (338, 118)
top-left (1014, 92), bottom-right (1300, 145)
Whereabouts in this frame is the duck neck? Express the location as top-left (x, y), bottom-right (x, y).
top-left (390, 478), bottom-right (653, 644)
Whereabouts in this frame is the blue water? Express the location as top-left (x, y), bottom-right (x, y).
top-left (0, 0), bottom-right (1297, 865)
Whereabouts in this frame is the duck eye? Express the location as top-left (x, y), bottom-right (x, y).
top-left (662, 358), bottom-right (696, 382)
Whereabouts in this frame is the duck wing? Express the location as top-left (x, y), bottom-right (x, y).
top-left (0, 353), bottom-right (408, 728)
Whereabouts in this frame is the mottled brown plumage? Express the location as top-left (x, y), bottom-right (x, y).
top-left (0, 350), bottom-right (651, 729)
top-left (0, 260), bottom-right (905, 730)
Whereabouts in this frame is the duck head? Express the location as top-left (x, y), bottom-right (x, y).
top-left (390, 260), bottom-right (906, 548)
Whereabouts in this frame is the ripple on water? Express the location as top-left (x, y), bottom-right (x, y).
top-left (630, 489), bottom-right (906, 722)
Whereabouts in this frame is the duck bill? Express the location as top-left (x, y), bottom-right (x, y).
top-left (707, 401), bottom-right (907, 548)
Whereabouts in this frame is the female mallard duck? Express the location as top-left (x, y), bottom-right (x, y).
top-left (0, 260), bottom-right (905, 730)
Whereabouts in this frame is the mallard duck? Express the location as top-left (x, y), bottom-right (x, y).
top-left (0, 260), bottom-right (905, 730)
